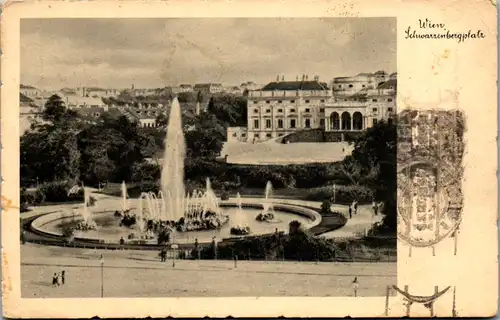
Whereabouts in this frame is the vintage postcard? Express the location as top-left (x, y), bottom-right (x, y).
top-left (1, 0), bottom-right (497, 318)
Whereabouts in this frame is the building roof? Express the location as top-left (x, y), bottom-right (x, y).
top-left (20, 93), bottom-right (34, 103)
top-left (374, 70), bottom-right (387, 75)
top-left (261, 80), bottom-right (329, 91)
top-left (179, 84), bottom-right (193, 88)
top-left (376, 79), bottom-right (397, 90)
top-left (62, 95), bottom-right (104, 106)
top-left (20, 84), bottom-right (38, 90)
top-left (194, 83), bottom-right (223, 88)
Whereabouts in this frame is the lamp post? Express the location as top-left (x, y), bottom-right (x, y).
top-left (99, 254), bottom-right (104, 298)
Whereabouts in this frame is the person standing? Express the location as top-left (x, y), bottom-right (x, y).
top-left (61, 270), bottom-right (65, 285)
top-left (372, 201), bottom-right (378, 216)
top-left (348, 206), bottom-right (352, 219)
top-left (353, 201), bottom-right (358, 214)
top-left (352, 277), bottom-right (359, 297)
top-left (52, 273), bottom-right (59, 287)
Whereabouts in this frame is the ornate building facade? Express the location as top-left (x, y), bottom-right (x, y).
top-left (229, 72), bottom-right (397, 143)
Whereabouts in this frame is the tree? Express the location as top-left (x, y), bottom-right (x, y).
top-left (21, 125), bottom-right (81, 184)
top-left (41, 94), bottom-right (78, 125)
top-left (346, 120), bottom-right (397, 232)
top-left (155, 113), bottom-right (169, 127)
top-left (206, 95), bottom-right (248, 127)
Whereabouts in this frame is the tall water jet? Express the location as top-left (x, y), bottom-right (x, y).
top-left (230, 192), bottom-right (251, 235)
top-left (82, 186), bottom-right (91, 223)
top-left (263, 181), bottom-right (274, 214)
top-left (256, 181), bottom-right (275, 222)
top-left (75, 185), bottom-right (97, 230)
top-left (121, 181), bottom-right (128, 213)
top-left (161, 97), bottom-right (186, 223)
top-left (233, 192), bottom-right (243, 227)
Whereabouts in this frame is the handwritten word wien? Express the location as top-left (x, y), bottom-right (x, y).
top-left (406, 19), bottom-right (485, 43)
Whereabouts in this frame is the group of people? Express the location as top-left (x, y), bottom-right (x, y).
top-left (52, 270), bottom-right (65, 287)
top-left (348, 201), bottom-right (358, 219)
top-left (346, 200), bottom-right (380, 219)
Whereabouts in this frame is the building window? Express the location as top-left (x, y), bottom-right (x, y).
top-left (373, 119), bottom-right (378, 126)
top-left (278, 133), bottom-right (284, 137)
top-left (291, 100), bottom-right (295, 103)
top-left (373, 108), bottom-right (378, 112)
top-left (305, 108), bottom-right (310, 113)
top-left (266, 101), bottom-right (270, 104)
top-left (253, 101), bottom-right (258, 104)
top-left (232, 133), bottom-right (237, 137)
top-left (290, 108), bottom-right (296, 113)
top-left (242, 133), bottom-right (247, 137)
top-left (349, 84), bottom-right (353, 88)
top-left (266, 109), bottom-right (271, 113)
top-left (320, 118), bottom-right (325, 127)
top-left (290, 119), bottom-right (296, 128)
top-left (278, 100), bottom-right (283, 103)
top-left (278, 108), bottom-right (283, 113)
top-left (362, 84), bottom-right (366, 88)
top-left (320, 100), bottom-right (325, 103)
top-left (278, 119), bottom-right (284, 128)
top-left (254, 119), bottom-right (259, 129)
top-left (388, 98), bottom-right (393, 102)
top-left (388, 107), bottom-right (393, 112)
top-left (338, 85), bottom-right (342, 88)
top-left (388, 118), bottom-right (394, 125)
top-left (305, 119), bottom-right (311, 128)
top-left (266, 133), bottom-right (272, 138)
top-left (320, 108), bottom-right (325, 113)
top-left (305, 100), bottom-right (310, 103)
top-left (266, 119), bottom-right (272, 128)
top-left (372, 99), bottom-right (378, 102)
top-left (254, 109), bottom-right (258, 113)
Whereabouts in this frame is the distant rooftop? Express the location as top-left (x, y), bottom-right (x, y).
top-left (20, 84), bottom-right (38, 90)
top-left (20, 93), bottom-right (34, 103)
top-left (376, 79), bottom-right (397, 90)
top-left (261, 80), bottom-right (329, 91)
top-left (194, 83), bottom-right (223, 88)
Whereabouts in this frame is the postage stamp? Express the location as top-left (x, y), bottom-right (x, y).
top-left (397, 110), bottom-right (465, 248)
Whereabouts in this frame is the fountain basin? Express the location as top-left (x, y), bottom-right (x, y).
top-left (30, 199), bottom-right (321, 245)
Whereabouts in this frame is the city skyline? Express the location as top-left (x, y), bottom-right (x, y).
top-left (21, 18), bottom-right (396, 90)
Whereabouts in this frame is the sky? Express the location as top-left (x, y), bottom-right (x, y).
top-left (21, 18), bottom-right (396, 90)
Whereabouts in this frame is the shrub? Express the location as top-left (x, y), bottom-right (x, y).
top-left (304, 185), bottom-right (374, 204)
top-left (39, 181), bottom-right (84, 203)
top-left (157, 228), bottom-right (171, 245)
top-left (320, 200), bottom-right (332, 215)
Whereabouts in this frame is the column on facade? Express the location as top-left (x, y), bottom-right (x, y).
top-left (351, 112), bottom-right (354, 131)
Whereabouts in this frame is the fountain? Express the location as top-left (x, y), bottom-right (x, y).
top-left (121, 181), bottom-right (128, 214)
top-left (74, 186), bottom-right (97, 231)
top-left (230, 192), bottom-right (251, 236)
top-left (256, 181), bottom-right (276, 222)
top-left (117, 98), bottom-right (229, 241)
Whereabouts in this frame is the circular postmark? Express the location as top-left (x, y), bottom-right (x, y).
top-left (397, 158), bottom-right (463, 247)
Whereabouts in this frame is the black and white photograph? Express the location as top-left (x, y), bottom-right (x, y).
top-left (19, 17), bottom-right (398, 298)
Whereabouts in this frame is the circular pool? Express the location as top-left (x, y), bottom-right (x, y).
top-left (31, 199), bottom-right (321, 245)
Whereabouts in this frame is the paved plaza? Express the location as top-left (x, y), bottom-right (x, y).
top-left (21, 244), bottom-right (396, 298)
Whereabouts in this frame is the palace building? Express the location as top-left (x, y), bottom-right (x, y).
top-left (244, 75), bottom-right (331, 142)
top-left (227, 73), bottom-right (397, 143)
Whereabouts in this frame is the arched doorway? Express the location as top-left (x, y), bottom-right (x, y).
top-left (341, 112), bottom-right (351, 130)
top-left (353, 112), bottom-right (363, 130)
top-left (330, 112), bottom-right (340, 130)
